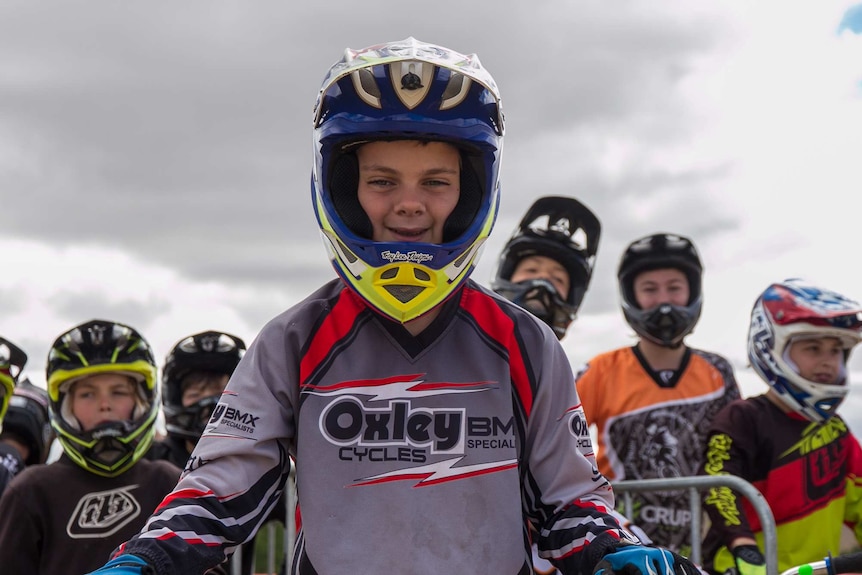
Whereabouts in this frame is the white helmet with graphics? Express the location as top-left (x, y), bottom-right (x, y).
top-left (748, 279), bottom-right (862, 423)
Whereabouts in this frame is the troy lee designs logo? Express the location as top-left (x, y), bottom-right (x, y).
top-left (380, 250), bottom-right (434, 264)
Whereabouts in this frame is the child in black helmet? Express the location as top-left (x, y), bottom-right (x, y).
top-left (0, 378), bottom-right (54, 471)
top-left (150, 330), bottom-right (247, 467)
top-left (0, 319), bottom-right (181, 575)
top-left (0, 336), bottom-right (28, 495)
top-left (492, 196), bottom-right (600, 341)
top-left (576, 233), bottom-right (741, 555)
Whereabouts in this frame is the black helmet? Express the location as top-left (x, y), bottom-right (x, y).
top-left (162, 331), bottom-right (246, 442)
top-left (0, 337), bottom-right (27, 423)
top-left (492, 196), bottom-right (601, 339)
top-left (3, 378), bottom-right (53, 465)
top-left (617, 233), bottom-right (703, 348)
top-left (46, 319), bottom-right (158, 477)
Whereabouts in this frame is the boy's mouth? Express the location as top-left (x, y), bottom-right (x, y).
top-left (388, 227), bottom-right (428, 241)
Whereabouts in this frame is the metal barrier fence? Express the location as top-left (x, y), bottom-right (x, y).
top-left (614, 476), bottom-right (778, 575)
top-left (231, 471), bottom-right (777, 575)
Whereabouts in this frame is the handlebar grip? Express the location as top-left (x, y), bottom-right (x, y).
top-left (830, 551), bottom-right (862, 575)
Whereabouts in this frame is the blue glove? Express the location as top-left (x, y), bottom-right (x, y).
top-left (87, 554), bottom-right (155, 575)
top-left (592, 544), bottom-right (700, 575)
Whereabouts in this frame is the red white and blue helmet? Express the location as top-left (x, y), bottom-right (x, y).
top-left (492, 196), bottom-right (601, 339)
top-left (312, 37), bottom-right (504, 323)
top-left (749, 279), bottom-right (862, 423)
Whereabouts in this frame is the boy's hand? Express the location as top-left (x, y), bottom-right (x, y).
top-left (87, 554), bottom-right (155, 575)
top-left (731, 545), bottom-right (766, 575)
top-left (592, 544), bottom-right (701, 575)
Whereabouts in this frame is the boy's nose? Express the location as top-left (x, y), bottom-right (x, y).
top-left (395, 187), bottom-right (425, 216)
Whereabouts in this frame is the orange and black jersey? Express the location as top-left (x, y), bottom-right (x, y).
top-left (576, 345), bottom-right (740, 553)
top-left (700, 395), bottom-right (862, 574)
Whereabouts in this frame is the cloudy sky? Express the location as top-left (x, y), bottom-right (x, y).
top-left (3, 1), bottom-right (862, 428)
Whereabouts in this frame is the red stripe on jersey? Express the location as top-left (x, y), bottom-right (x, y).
top-left (156, 488), bottom-right (215, 511)
top-left (299, 287), bottom-right (366, 384)
top-left (460, 286), bottom-right (534, 417)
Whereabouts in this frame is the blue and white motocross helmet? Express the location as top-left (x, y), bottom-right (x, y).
top-left (311, 38), bottom-right (504, 323)
top-left (748, 279), bottom-right (862, 423)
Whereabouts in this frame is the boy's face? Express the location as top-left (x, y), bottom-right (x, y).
top-left (633, 268), bottom-right (689, 310)
top-left (70, 373), bottom-right (137, 432)
top-left (356, 140), bottom-right (461, 244)
top-left (181, 372), bottom-right (230, 407)
top-left (787, 336), bottom-right (844, 384)
top-left (510, 255), bottom-right (570, 300)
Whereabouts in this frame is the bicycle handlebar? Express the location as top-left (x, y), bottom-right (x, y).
top-left (780, 551), bottom-right (862, 575)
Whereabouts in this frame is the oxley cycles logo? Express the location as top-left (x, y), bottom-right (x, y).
top-left (380, 250), bottom-right (434, 264)
top-left (564, 406), bottom-right (592, 451)
top-left (305, 374), bottom-right (518, 485)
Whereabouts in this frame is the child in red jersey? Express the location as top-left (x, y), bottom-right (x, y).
top-left (700, 279), bottom-right (862, 575)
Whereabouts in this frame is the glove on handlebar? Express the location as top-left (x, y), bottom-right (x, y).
top-left (86, 554), bottom-right (156, 575)
top-left (731, 545), bottom-right (766, 575)
top-left (592, 544), bottom-right (701, 575)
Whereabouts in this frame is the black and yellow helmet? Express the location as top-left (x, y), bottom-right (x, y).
top-left (0, 336), bottom-right (27, 423)
top-left (46, 319), bottom-right (158, 477)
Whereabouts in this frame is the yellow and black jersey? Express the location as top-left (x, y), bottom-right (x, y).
top-left (701, 394), bottom-right (862, 574)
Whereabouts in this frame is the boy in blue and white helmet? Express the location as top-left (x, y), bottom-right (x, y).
top-left (89, 38), bottom-right (698, 575)
top-left (701, 279), bottom-right (862, 575)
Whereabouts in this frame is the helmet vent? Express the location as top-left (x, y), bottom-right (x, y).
top-left (414, 269), bottom-right (431, 281)
top-left (380, 268), bottom-right (398, 280)
top-left (337, 239), bottom-right (359, 263)
top-left (350, 68), bottom-right (382, 108)
top-left (384, 285), bottom-right (425, 303)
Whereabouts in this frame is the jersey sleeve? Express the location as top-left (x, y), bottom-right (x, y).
top-left (700, 399), bottom-right (756, 544)
top-left (119, 312), bottom-right (301, 574)
top-left (523, 332), bottom-right (638, 573)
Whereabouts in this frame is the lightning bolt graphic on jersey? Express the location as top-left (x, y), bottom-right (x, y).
top-left (303, 373), bottom-right (497, 401)
top-left (351, 456), bottom-right (518, 488)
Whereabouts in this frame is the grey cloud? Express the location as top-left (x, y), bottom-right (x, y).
top-left (0, 0), bottom-right (740, 302)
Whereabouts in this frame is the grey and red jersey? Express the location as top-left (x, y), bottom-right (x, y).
top-left (122, 279), bottom-right (634, 575)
